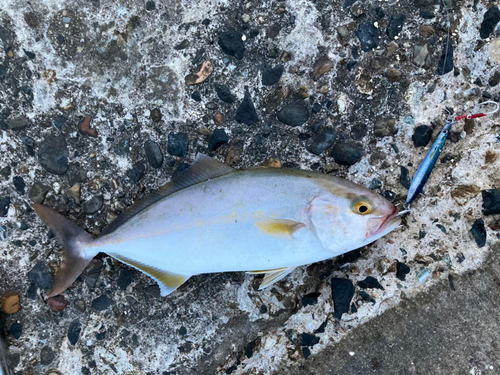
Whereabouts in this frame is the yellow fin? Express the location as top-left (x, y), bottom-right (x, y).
top-left (114, 255), bottom-right (189, 297)
top-left (256, 267), bottom-right (296, 289)
top-left (255, 219), bottom-right (305, 238)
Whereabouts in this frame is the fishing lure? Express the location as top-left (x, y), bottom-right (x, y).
top-left (406, 101), bottom-right (499, 207)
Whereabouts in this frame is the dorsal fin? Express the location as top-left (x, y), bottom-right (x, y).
top-left (101, 154), bottom-right (233, 235)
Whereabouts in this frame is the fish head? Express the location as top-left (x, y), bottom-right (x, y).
top-left (307, 180), bottom-right (401, 254)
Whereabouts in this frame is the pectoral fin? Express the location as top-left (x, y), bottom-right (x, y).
top-left (256, 219), bottom-right (306, 238)
top-left (247, 267), bottom-right (296, 289)
top-left (114, 255), bottom-right (190, 297)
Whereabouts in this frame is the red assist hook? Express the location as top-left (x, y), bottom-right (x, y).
top-left (451, 100), bottom-right (499, 123)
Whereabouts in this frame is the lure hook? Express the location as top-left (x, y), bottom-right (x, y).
top-left (473, 100), bottom-right (500, 116)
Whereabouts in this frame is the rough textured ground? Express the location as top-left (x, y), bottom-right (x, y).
top-left (0, 0), bottom-right (499, 374)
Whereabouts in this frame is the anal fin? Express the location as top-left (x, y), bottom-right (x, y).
top-left (114, 255), bottom-right (190, 297)
top-left (248, 267), bottom-right (296, 289)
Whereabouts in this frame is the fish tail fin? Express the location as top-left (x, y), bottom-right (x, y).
top-left (31, 203), bottom-right (98, 297)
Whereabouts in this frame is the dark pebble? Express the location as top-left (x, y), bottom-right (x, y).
top-left (412, 125), bottom-right (432, 147)
top-left (168, 132), bottom-right (189, 157)
top-left (471, 218), bottom-right (487, 247)
top-left (214, 83), bottom-right (234, 103)
top-left (68, 319), bottom-right (82, 345)
top-left (331, 142), bottom-right (364, 165)
top-left (375, 7), bottom-right (385, 18)
top-left (343, 0), bottom-right (357, 9)
top-left (302, 346), bottom-right (311, 359)
top-left (28, 182), bottom-right (50, 203)
top-left (480, 7), bottom-right (500, 39)
top-left (400, 166), bottom-right (411, 190)
top-left (28, 261), bottom-right (53, 289)
top-left (489, 71), bottom-right (500, 87)
top-left (144, 140), bottom-right (163, 169)
top-left (83, 195), bottom-right (104, 215)
top-left (356, 23), bottom-right (380, 52)
top-left (302, 292), bottom-right (321, 307)
top-left (7, 117), bottom-right (29, 131)
top-left (351, 303), bottom-right (357, 313)
top-left (260, 304), bottom-right (268, 314)
top-left (482, 189), bottom-right (500, 215)
top-left (0, 166), bottom-right (11, 179)
top-left (420, 10), bottom-right (435, 19)
top-left (27, 283), bottom-right (37, 299)
top-left (437, 37), bottom-right (453, 75)
top-left (266, 24), bottom-right (281, 38)
top-left (396, 262), bottom-right (410, 281)
top-left (359, 291), bottom-right (375, 304)
top-left (311, 102), bottom-right (322, 114)
top-left (150, 108), bottom-right (162, 122)
top-left (208, 129), bottom-right (229, 150)
top-left (202, 18), bottom-right (211, 25)
top-left (191, 91), bottom-right (202, 102)
top-left (85, 259), bottom-right (103, 288)
top-left (127, 161), bottom-right (146, 183)
top-left (172, 162), bottom-right (190, 178)
top-left (40, 346), bottom-right (55, 365)
top-left (117, 268), bottom-right (133, 290)
top-left (218, 31), bottom-right (245, 59)
top-left (9, 322), bottom-right (22, 339)
top-left (13, 176), bottom-right (25, 194)
top-left (331, 278), bottom-right (355, 320)
top-left (245, 343), bottom-right (253, 358)
top-left (277, 102), bottom-right (309, 127)
top-left (37, 135), bottom-right (69, 175)
top-left (53, 115), bottom-right (67, 129)
top-left (350, 123), bottom-right (367, 140)
top-left (301, 332), bottom-right (320, 347)
top-left (179, 326), bottom-right (187, 335)
top-left (262, 65), bottom-right (284, 86)
top-left (306, 128), bottom-right (337, 155)
top-left (235, 87), bottom-right (258, 125)
top-left (174, 39), bottom-right (189, 50)
top-left (336, 249), bottom-right (362, 267)
top-left (358, 276), bottom-right (384, 290)
top-left (145, 0), bottom-right (155, 11)
top-left (369, 179), bottom-right (382, 190)
top-left (95, 331), bottom-right (106, 340)
top-left (0, 196), bottom-right (10, 216)
top-left (436, 224), bottom-right (447, 234)
top-left (386, 14), bottom-right (406, 39)
top-left (91, 295), bottom-right (114, 311)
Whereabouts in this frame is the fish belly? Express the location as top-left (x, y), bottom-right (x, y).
top-left (95, 170), bottom-right (334, 275)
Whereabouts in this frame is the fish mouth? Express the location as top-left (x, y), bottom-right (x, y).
top-left (369, 205), bottom-right (401, 238)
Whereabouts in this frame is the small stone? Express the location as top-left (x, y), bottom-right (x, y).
top-left (301, 333), bottom-right (320, 347)
top-left (40, 346), bottom-right (55, 365)
top-left (0, 196), bottom-right (9, 217)
top-left (53, 115), bottom-right (67, 129)
top-left (489, 71), bottom-right (500, 87)
top-left (266, 24), bottom-right (281, 38)
top-left (396, 262), bottom-right (410, 281)
top-left (214, 112), bottom-right (224, 125)
top-left (145, 0), bottom-right (155, 11)
top-left (414, 44), bottom-right (430, 68)
top-left (480, 7), bottom-right (500, 39)
top-left (400, 166), bottom-right (411, 190)
top-left (386, 14), bottom-right (405, 39)
top-left (174, 39), bottom-right (189, 50)
top-left (331, 142), bottom-right (364, 166)
top-left (74, 299), bottom-right (86, 312)
top-left (377, 258), bottom-right (396, 275)
top-left (311, 56), bottom-right (334, 81)
top-left (91, 295), bottom-right (114, 311)
top-left (28, 262), bottom-right (53, 289)
top-left (117, 268), bottom-right (133, 290)
top-left (385, 68), bottom-right (402, 82)
top-left (489, 219), bottom-right (500, 231)
top-left (218, 31), bottom-right (245, 59)
top-left (83, 195), bottom-right (103, 214)
top-left (369, 179), bottom-right (382, 190)
top-left (356, 23), bottom-right (380, 51)
top-left (241, 13), bottom-right (250, 22)
top-left (277, 102), bottom-right (309, 127)
top-left (27, 283), bottom-right (37, 300)
top-left (150, 108), bottom-right (162, 122)
top-left (386, 41), bottom-right (399, 57)
top-left (168, 132), bottom-right (189, 157)
top-left (420, 10), bottom-right (435, 19)
top-left (127, 163), bottom-right (147, 182)
top-left (337, 26), bottom-right (349, 39)
top-left (331, 278), bottom-right (355, 320)
top-left (302, 292), bottom-right (321, 307)
top-left (485, 150), bottom-right (498, 163)
top-left (172, 162), bottom-right (190, 178)
top-left (67, 183), bottom-right (81, 204)
top-left (144, 140), bottom-right (163, 169)
top-left (185, 61), bottom-right (214, 85)
top-left (358, 276), bottom-right (384, 290)
top-left (7, 117), bottom-right (29, 131)
top-left (191, 91), bottom-right (201, 102)
top-left (262, 65), bottom-right (284, 86)
top-left (235, 87), bottom-right (258, 125)
top-left (374, 119), bottom-right (396, 137)
top-left (437, 37), bottom-right (453, 75)
top-left (419, 24), bottom-right (435, 38)
top-left (412, 125), bottom-right (432, 147)
top-left (38, 135), bottom-right (69, 175)
top-left (85, 259), bottom-right (103, 288)
top-left (78, 116), bottom-right (98, 138)
top-left (1, 291), bottom-right (21, 314)
top-left (359, 291), bottom-right (376, 304)
top-left (261, 158), bottom-right (282, 168)
top-left (179, 326), bottom-right (187, 335)
top-left (382, 190), bottom-right (396, 202)
top-left (451, 185), bottom-right (481, 206)
top-left (13, 176), bottom-right (25, 194)
top-left (0, 165), bottom-right (11, 179)
top-left (49, 295), bottom-right (69, 312)
top-left (482, 189), bottom-right (500, 215)
top-left (10, 322), bottom-right (22, 339)
top-left (214, 83), bottom-right (234, 103)
top-left (208, 129), bottom-right (229, 150)
top-left (68, 319), bottom-right (82, 345)
top-left (306, 128), bottom-right (337, 155)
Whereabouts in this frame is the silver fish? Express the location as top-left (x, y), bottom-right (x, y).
top-left (32, 154), bottom-right (401, 297)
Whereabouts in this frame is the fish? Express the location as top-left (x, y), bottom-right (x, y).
top-left (32, 154), bottom-right (402, 298)
top-left (406, 122), bottom-right (451, 206)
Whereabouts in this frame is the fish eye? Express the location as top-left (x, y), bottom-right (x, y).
top-left (353, 201), bottom-right (372, 215)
